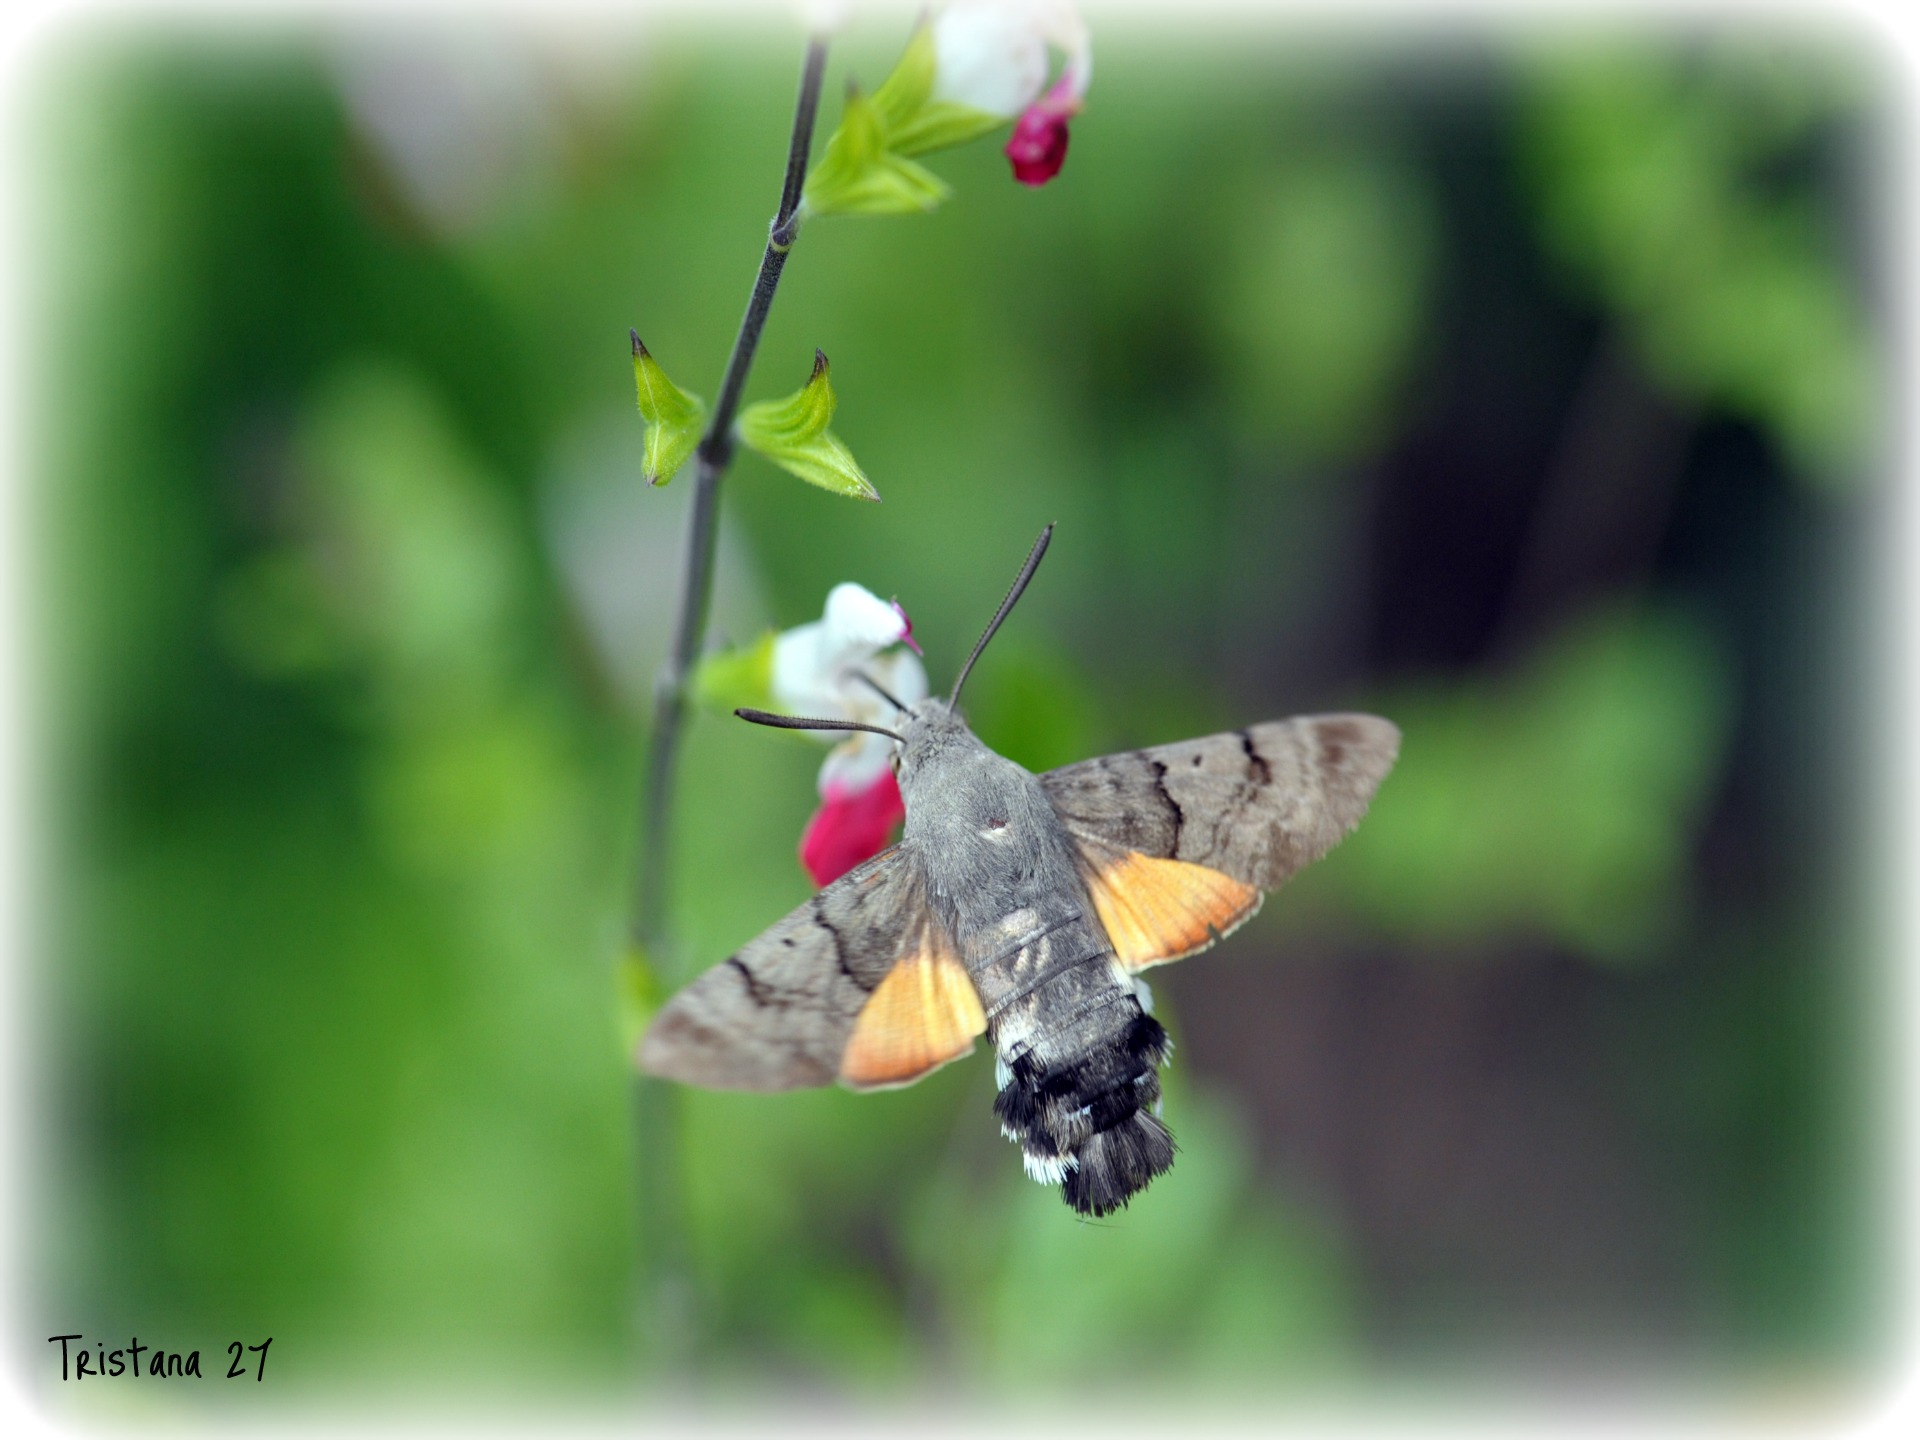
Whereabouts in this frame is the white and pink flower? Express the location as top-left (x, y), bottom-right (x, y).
top-left (803, 0), bottom-right (1093, 215)
top-left (929, 0), bottom-right (1092, 187)
top-left (771, 583), bottom-right (927, 886)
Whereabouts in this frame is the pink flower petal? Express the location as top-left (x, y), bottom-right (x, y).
top-left (890, 598), bottom-right (923, 656)
top-left (800, 770), bottom-right (906, 887)
top-left (1006, 105), bottom-right (1071, 185)
top-left (1006, 77), bottom-right (1080, 187)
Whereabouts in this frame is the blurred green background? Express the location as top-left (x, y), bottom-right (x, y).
top-left (27, 3), bottom-right (1889, 1405)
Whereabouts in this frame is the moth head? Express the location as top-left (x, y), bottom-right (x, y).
top-left (890, 695), bottom-right (975, 787)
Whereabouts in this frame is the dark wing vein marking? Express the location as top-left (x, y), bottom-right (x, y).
top-left (1040, 714), bottom-right (1400, 892)
top-left (809, 895), bottom-right (867, 990)
top-left (1147, 754), bottom-right (1184, 855)
top-left (725, 956), bottom-right (769, 1007)
top-left (1237, 729), bottom-right (1273, 785)
top-left (638, 845), bottom-right (934, 1091)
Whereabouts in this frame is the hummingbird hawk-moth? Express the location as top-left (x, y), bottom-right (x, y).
top-left (639, 526), bottom-right (1399, 1215)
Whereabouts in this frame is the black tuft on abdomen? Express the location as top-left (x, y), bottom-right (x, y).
top-left (993, 1010), bottom-right (1177, 1216)
top-left (1063, 1110), bottom-right (1177, 1216)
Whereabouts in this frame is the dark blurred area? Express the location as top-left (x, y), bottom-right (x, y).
top-left (23, 5), bottom-right (1889, 1401)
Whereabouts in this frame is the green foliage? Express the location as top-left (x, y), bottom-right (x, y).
top-left (736, 350), bottom-right (878, 500)
top-left (1332, 603), bottom-right (1734, 963)
top-left (61, 350), bottom-right (637, 1378)
top-left (906, 1084), bottom-right (1358, 1390)
top-left (1518, 40), bottom-right (1875, 484)
top-left (1211, 147), bottom-right (1435, 459)
top-left (803, 23), bottom-right (1008, 219)
top-left (804, 83), bottom-right (955, 218)
top-left (869, 21), bottom-right (1008, 158)
top-left (631, 335), bottom-right (707, 487)
top-left (693, 629), bottom-right (779, 713)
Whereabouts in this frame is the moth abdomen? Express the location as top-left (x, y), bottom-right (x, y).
top-left (1083, 1084), bottom-right (1144, 1134)
top-left (1063, 1110), bottom-right (1177, 1217)
top-left (1119, 1008), bottom-right (1172, 1066)
top-left (992, 1008), bottom-right (1176, 1215)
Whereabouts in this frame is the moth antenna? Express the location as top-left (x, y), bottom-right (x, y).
top-left (734, 708), bottom-right (905, 743)
top-left (853, 670), bottom-right (908, 714)
top-left (949, 523), bottom-right (1053, 707)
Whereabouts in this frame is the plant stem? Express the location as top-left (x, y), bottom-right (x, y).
top-left (633, 39), bottom-right (827, 954)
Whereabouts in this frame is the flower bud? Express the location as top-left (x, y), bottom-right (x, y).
top-left (736, 351), bottom-right (878, 501)
top-left (803, 1), bottom-right (1092, 214)
top-left (629, 332), bottom-right (707, 487)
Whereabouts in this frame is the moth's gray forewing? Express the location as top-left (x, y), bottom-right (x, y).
top-left (637, 844), bottom-right (931, 1090)
top-left (1039, 714), bottom-right (1401, 890)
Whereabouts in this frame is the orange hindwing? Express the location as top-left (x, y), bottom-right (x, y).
top-left (839, 936), bottom-right (985, 1090)
top-left (1079, 848), bottom-right (1262, 971)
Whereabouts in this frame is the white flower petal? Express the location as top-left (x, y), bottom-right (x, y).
top-left (770, 582), bottom-right (924, 742)
top-left (1036, 0), bottom-right (1092, 99)
top-left (770, 618), bottom-right (837, 721)
top-left (870, 649), bottom-right (929, 708)
top-left (820, 732), bottom-right (897, 796)
top-left (821, 582), bottom-right (908, 658)
top-left (931, 0), bottom-right (1050, 118)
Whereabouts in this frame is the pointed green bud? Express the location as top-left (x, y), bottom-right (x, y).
top-left (630, 331), bottom-right (707, 486)
top-left (693, 630), bottom-right (778, 714)
top-left (802, 83), bottom-right (951, 218)
top-left (871, 21), bottom-right (1007, 158)
top-left (737, 352), bottom-right (879, 501)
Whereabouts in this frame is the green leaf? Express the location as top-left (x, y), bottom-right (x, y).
top-left (868, 20), bottom-right (937, 131)
top-left (630, 332), bottom-right (707, 486)
top-left (803, 84), bottom-right (952, 218)
top-left (889, 99), bottom-right (1008, 158)
top-left (869, 21), bottom-right (1008, 158)
top-left (736, 351), bottom-right (879, 501)
top-left (692, 630), bottom-right (777, 714)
